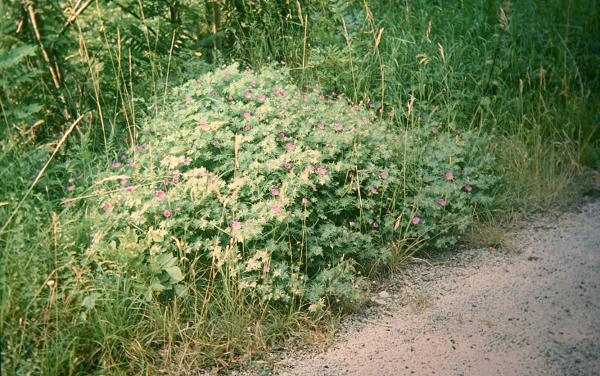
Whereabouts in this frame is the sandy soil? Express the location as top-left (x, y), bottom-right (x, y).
top-left (278, 201), bottom-right (600, 376)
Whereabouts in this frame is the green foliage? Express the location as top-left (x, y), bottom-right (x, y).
top-left (70, 65), bottom-right (495, 312)
top-left (1, 0), bottom-right (599, 373)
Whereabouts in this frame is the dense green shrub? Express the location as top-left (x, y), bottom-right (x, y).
top-left (67, 64), bottom-right (495, 312)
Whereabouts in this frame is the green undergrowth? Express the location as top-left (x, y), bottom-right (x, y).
top-left (2, 65), bottom-right (496, 373)
top-left (1, 0), bottom-right (599, 374)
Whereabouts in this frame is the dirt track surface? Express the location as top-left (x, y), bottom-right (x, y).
top-left (280, 201), bottom-right (600, 376)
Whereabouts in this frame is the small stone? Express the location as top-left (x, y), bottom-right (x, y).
top-left (378, 291), bottom-right (391, 299)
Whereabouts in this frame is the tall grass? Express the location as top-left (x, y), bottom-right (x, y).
top-left (1, 0), bottom-right (598, 373)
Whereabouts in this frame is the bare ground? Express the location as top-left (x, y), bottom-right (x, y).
top-left (275, 200), bottom-right (600, 376)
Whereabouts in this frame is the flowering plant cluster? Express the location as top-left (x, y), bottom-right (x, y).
top-left (80, 64), bottom-right (495, 308)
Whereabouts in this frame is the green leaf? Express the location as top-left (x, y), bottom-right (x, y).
top-left (165, 266), bottom-right (184, 282)
top-left (174, 284), bottom-right (188, 297)
top-left (81, 293), bottom-right (101, 309)
top-left (156, 252), bottom-right (177, 268)
top-left (0, 45), bottom-right (37, 70)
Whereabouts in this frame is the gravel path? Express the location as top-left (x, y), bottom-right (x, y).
top-left (279, 201), bottom-right (600, 376)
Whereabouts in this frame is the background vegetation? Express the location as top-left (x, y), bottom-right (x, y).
top-left (1, 0), bottom-right (598, 373)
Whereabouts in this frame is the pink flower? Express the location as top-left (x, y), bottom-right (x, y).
top-left (372, 221), bottom-right (380, 229)
top-left (181, 157), bottom-right (191, 166)
top-left (280, 91), bottom-right (286, 97)
top-left (317, 123), bottom-right (325, 129)
top-left (301, 94), bottom-right (308, 101)
top-left (280, 60), bottom-right (286, 65)
top-left (67, 184), bottom-right (76, 192)
top-left (245, 124), bottom-right (252, 131)
top-left (286, 143), bottom-right (295, 151)
top-left (244, 112), bottom-right (251, 118)
top-left (334, 123), bottom-right (343, 131)
top-left (380, 170), bottom-right (389, 180)
top-left (412, 216), bottom-right (421, 225)
top-left (284, 162), bottom-right (292, 171)
top-left (120, 154), bottom-right (127, 161)
top-left (127, 186), bottom-right (135, 193)
top-left (307, 165), bottom-right (315, 173)
top-left (172, 177), bottom-right (179, 185)
top-left (112, 162), bottom-right (121, 169)
top-left (245, 66), bottom-right (252, 72)
top-left (302, 197), bottom-right (309, 205)
top-left (211, 90), bottom-right (218, 97)
top-left (274, 87), bottom-right (280, 94)
top-left (319, 95), bottom-right (324, 101)
top-left (231, 221), bottom-right (242, 231)
top-left (129, 162), bottom-right (137, 168)
top-left (445, 172), bottom-right (454, 181)
top-left (316, 167), bottom-right (327, 175)
top-left (378, 108), bottom-right (384, 113)
top-left (464, 184), bottom-right (473, 192)
top-left (244, 92), bottom-right (252, 99)
top-left (156, 190), bottom-right (166, 199)
top-left (258, 95), bottom-right (266, 102)
top-left (271, 188), bottom-right (280, 196)
top-left (163, 209), bottom-right (172, 218)
top-left (120, 178), bottom-right (128, 186)
top-left (251, 81), bottom-right (257, 87)
top-left (101, 203), bottom-right (112, 212)
top-left (438, 197), bottom-right (447, 206)
top-left (370, 187), bottom-right (379, 195)
top-left (262, 266), bottom-right (270, 273)
top-left (272, 203), bottom-right (282, 214)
